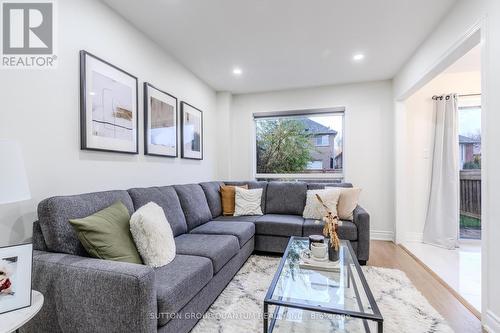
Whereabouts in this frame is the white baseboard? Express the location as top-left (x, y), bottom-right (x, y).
top-left (484, 310), bottom-right (500, 333)
top-left (371, 230), bottom-right (394, 241)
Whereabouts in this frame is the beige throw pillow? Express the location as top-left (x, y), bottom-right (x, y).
top-left (234, 187), bottom-right (263, 216)
top-left (326, 187), bottom-right (362, 220)
top-left (302, 189), bottom-right (341, 220)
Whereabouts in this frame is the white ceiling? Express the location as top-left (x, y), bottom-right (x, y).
top-left (103, 0), bottom-right (456, 94)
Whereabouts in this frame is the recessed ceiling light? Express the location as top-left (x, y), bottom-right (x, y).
top-left (232, 67), bottom-right (243, 75)
top-left (353, 53), bottom-right (365, 61)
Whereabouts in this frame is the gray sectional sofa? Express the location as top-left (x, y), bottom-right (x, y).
top-left (24, 180), bottom-right (370, 333)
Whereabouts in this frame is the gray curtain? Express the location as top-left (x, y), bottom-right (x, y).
top-left (422, 94), bottom-right (459, 249)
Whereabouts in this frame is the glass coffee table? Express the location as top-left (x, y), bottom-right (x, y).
top-left (263, 237), bottom-right (383, 332)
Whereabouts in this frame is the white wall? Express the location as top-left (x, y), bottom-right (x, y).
top-left (226, 80), bottom-right (395, 240)
top-left (402, 71), bottom-right (481, 242)
top-left (0, 0), bottom-right (217, 246)
top-left (393, 0), bottom-right (500, 330)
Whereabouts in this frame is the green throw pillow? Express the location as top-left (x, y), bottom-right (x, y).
top-left (69, 201), bottom-right (143, 264)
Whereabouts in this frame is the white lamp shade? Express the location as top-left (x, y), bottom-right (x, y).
top-left (0, 140), bottom-right (31, 204)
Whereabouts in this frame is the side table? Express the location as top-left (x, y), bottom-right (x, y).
top-left (0, 290), bottom-right (44, 333)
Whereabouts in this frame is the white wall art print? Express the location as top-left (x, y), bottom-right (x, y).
top-left (144, 83), bottom-right (178, 157)
top-left (181, 101), bottom-right (203, 160)
top-left (80, 50), bottom-right (138, 154)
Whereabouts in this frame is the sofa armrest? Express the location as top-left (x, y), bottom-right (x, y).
top-left (352, 205), bottom-right (370, 263)
top-left (23, 250), bottom-right (157, 333)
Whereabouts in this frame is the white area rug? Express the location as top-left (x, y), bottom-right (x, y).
top-left (192, 255), bottom-right (453, 333)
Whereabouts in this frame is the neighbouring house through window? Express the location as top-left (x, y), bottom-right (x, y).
top-left (253, 107), bottom-right (344, 180)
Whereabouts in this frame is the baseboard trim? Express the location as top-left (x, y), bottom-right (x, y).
top-left (399, 244), bottom-right (481, 319)
top-left (484, 310), bottom-right (500, 332)
top-left (371, 230), bottom-right (394, 241)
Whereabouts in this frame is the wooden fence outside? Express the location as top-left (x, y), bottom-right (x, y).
top-left (460, 170), bottom-right (481, 219)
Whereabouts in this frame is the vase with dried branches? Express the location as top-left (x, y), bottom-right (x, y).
top-left (315, 194), bottom-right (340, 262)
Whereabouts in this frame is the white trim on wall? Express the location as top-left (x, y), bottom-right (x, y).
top-left (371, 230), bottom-right (395, 241)
top-left (484, 310), bottom-right (500, 333)
top-left (395, 17), bottom-right (485, 101)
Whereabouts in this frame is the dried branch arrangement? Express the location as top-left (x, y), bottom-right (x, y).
top-left (315, 194), bottom-right (340, 251)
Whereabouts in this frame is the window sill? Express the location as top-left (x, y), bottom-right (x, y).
top-left (255, 173), bottom-right (343, 180)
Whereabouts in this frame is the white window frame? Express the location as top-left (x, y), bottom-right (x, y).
top-left (252, 107), bottom-right (345, 180)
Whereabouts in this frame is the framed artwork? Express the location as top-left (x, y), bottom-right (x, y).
top-left (80, 50), bottom-right (139, 154)
top-left (0, 243), bottom-right (33, 315)
top-left (181, 102), bottom-right (203, 160)
top-left (144, 83), bottom-right (178, 157)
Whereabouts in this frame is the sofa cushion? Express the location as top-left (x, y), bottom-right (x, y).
top-left (128, 186), bottom-right (188, 237)
top-left (174, 184), bottom-right (213, 230)
top-left (155, 255), bottom-right (213, 326)
top-left (306, 182), bottom-right (353, 190)
top-left (189, 221), bottom-right (255, 248)
top-left (38, 190), bottom-right (134, 256)
top-left (213, 215), bottom-right (261, 222)
top-left (254, 214), bottom-right (304, 237)
top-left (199, 181), bottom-right (224, 218)
top-left (174, 234), bottom-right (239, 272)
top-left (265, 182), bottom-right (307, 215)
top-left (224, 181), bottom-right (268, 213)
top-left (303, 219), bottom-right (358, 240)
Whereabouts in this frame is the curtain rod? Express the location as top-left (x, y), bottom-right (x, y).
top-left (459, 93), bottom-right (481, 97)
top-left (432, 93), bottom-right (481, 100)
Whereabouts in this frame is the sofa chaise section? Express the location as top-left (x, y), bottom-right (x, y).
top-left (218, 181), bottom-right (370, 263)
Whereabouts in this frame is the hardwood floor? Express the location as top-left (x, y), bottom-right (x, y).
top-left (368, 240), bottom-right (483, 333)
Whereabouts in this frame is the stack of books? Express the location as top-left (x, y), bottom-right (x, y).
top-left (298, 250), bottom-right (341, 272)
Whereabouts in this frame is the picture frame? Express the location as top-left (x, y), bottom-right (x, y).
top-left (144, 83), bottom-right (178, 157)
top-left (0, 243), bottom-right (33, 315)
top-left (80, 50), bottom-right (139, 154)
top-left (180, 101), bottom-right (203, 160)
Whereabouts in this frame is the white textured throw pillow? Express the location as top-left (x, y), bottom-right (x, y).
top-left (234, 187), bottom-right (263, 216)
top-left (130, 202), bottom-right (176, 267)
top-left (303, 189), bottom-right (341, 220)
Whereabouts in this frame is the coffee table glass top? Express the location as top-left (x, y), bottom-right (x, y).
top-left (265, 237), bottom-right (382, 320)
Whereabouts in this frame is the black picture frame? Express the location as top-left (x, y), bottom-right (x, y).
top-left (80, 50), bottom-right (139, 154)
top-left (180, 101), bottom-right (204, 160)
top-left (0, 243), bottom-right (33, 315)
top-left (143, 82), bottom-right (178, 158)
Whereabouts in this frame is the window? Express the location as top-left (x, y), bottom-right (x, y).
top-left (458, 95), bottom-right (481, 240)
top-left (458, 96), bottom-right (481, 170)
top-left (315, 135), bottom-right (329, 146)
top-left (307, 160), bottom-right (323, 170)
top-left (254, 108), bottom-right (344, 179)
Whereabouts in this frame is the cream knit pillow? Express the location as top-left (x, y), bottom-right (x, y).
top-left (302, 189), bottom-right (341, 220)
top-left (326, 187), bottom-right (362, 220)
top-left (130, 202), bottom-right (176, 267)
